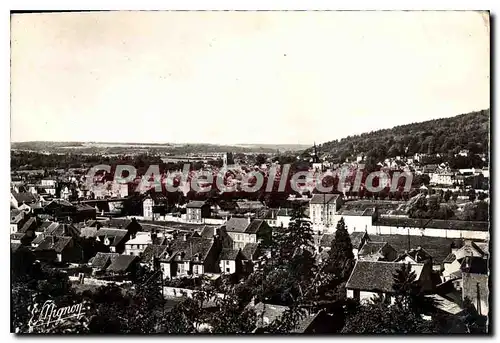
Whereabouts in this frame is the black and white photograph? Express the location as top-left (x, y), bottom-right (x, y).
top-left (9, 10), bottom-right (490, 334)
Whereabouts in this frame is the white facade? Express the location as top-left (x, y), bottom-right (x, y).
top-left (364, 224), bottom-right (489, 241)
top-left (227, 232), bottom-right (256, 250)
top-left (143, 197), bottom-right (154, 220)
top-left (310, 203), bottom-right (337, 233)
top-left (220, 259), bottom-right (237, 274)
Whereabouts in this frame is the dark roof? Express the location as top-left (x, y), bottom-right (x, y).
top-left (347, 261), bottom-right (424, 293)
top-left (350, 232), bottom-right (368, 249)
top-left (31, 234), bottom-right (47, 245)
top-left (35, 236), bottom-right (73, 253)
top-left (225, 218), bottom-right (250, 233)
top-left (358, 242), bottom-right (388, 256)
top-left (241, 243), bottom-right (259, 260)
top-left (246, 219), bottom-right (266, 234)
top-left (368, 234), bottom-right (460, 264)
top-left (90, 252), bottom-right (119, 269)
top-left (200, 226), bottom-right (217, 239)
top-left (310, 194), bottom-right (340, 205)
top-left (19, 217), bottom-right (37, 233)
top-left (165, 237), bottom-right (214, 262)
top-left (219, 248), bottom-right (240, 260)
top-left (10, 210), bottom-right (25, 224)
top-left (320, 234), bottom-right (335, 247)
top-left (11, 191), bottom-right (37, 204)
top-left (460, 256), bottom-right (488, 275)
top-left (141, 245), bottom-right (169, 263)
top-left (96, 228), bottom-right (128, 246)
top-left (186, 201), bottom-right (207, 208)
top-left (107, 255), bottom-right (137, 272)
top-left (443, 253), bottom-right (456, 264)
top-left (11, 232), bottom-right (27, 240)
top-left (398, 247), bottom-right (433, 263)
top-left (374, 217), bottom-right (489, 232)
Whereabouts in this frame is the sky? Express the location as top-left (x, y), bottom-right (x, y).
top-left (11, 11), bottom-right (490, 145)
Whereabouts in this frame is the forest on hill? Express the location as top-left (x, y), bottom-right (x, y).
top-left (305, 109), bottom-right (490, 169)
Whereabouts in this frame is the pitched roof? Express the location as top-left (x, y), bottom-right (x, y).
top-left (10, 210), bottom-right (25, 224)
top-left (186, 200), bottom-right (207, 208)
top-left (350, 232), bottom-right (368, 249)
top-left (35, 236), bottom-right (73, 253)
top-left (80, 226), bottom-right (99, 238)
top-left (241, 243), bottom-right (259, 260)
top-left (90, 252), bottom-right (119, 269)
top-left (225, 217), bottom-right (250, 233)
top-left (368, 234), bottom-right (460, 264)
top-left (106, 255), bottom-right (137, 272)
top-left (140, 245), bottom-right (169, 263)
top-left (164, 237), bottom-right (215, 262)
top-left (358, 242), bottom-right (388, 256)
top-left (31, 234), bottom-right (47, 245)
top-left (219, 248), bottom-right (240, 260)
top-left (246, 219), bottom-right (266, 234)
top-left (346, 261), bottom-right (424, 293)
top-left (96, 228), bottom-right (128, 246)
top-left (310, 194), bottom-right (340, 205)
top-left (19, 217), bottom-right (37, 233)
top-left (11, 191), bottom-right (37, 204)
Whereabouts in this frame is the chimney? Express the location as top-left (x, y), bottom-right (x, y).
top-left (247, 216), bottom-right (251, 224)
top-left (213, 227), bottom-right (218, 237)
top-left (183, 234), bottom-right (187, 241)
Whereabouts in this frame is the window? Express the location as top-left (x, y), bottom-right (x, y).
top-left (226, 267), bottom-right (230, 273)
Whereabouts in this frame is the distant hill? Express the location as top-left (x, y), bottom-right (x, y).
top-left (10, 141), bottom-right (307, 154)
top-left (305, 109), bottom-right (490, 166)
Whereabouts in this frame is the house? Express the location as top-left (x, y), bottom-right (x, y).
top-left (357, 242), bottom-right (398, 262)
top-left (442, 240), bottom-right (488, 281)
top-left (430, 171), bottom-right (454, 186)
top-left (276, 208), bottom-right (293, 228)
top-left (17, 217), bottom-right (37, 239)
top-left (235, 200), bottom-right (266, 214)
top-left (159, 236), bottom-right (220, 279)
top-left (247, 299), bottom-right (326, 333)
top-left (461, 257), bottom-right (489, 316)
top-left (89, 252), bottom-right (119, 275)
top-left (309, 194), bottom-right (343, 233)
top-left (34, 236), bottom-right (80, 263)
top-left (350, 231), bottom-right (370, 258)
top-left (140, 244), bottom-right (169, 269)
top-left (241, 243), bottom-right (261, 274)
top-left (395, 247), bottom-right (434, 265)
top-left (10, 210), bottom-right (27, 234)
top-left (124, 231), bottom-right (167, 256)
top-left (186, 200), bottom-right (211, 223)
top-left (368, 234), bottom-right (461, 270)
top-left (94, 228), bottom-right (131, 254)
top-left (223, 217), bottom-right (271, 250)
top-left (106, 255), bottom-right (139, 276)
top-left (11, 191), bottom-right (38, 209)
top-left (346, 261), bottom-right (433, 304)
top-left (142, 193), bottom-right (169, 220)
top-left (218, 248), bottom-right (243, 275)
top-left (41, 178), bottom-right (57, 195)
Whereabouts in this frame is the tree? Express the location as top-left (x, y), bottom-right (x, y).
top-left (392, 263), bottom-right (437, 316)
top-left (444, 189), bottom-right (452, 202)
top-left (326, 218), bottom-right (355, 281)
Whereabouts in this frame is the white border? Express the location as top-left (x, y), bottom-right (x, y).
top-left (2, 1), bottom-right (497, 342)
